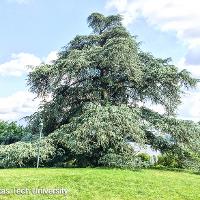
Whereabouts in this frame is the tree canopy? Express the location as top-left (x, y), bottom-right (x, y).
top-left (25, 13), bottom-right (200, 168)
top-left (0, 121), bottom-right (26, 145)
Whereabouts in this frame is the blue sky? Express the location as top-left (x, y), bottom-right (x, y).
top-left (0, 0), bottom-right (106, 60)
top-left (0, 0), bottom-right (199, 121)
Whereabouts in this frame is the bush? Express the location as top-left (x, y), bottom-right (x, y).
top-left (0, 121), bottom-right (26, 145)
top-left (137, 153), bottom-right (151, 162)
top-left (180, 151), bottom-right (200, 171)
top-left (98, 150), bottom-right (150, 169)
top-left (0, 138), bottom-right (56, 168)
top-left (157, 153), bottom-right (181, 168)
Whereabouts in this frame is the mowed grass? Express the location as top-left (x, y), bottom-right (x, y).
top-left (0, 168), bottom-right (200, 200)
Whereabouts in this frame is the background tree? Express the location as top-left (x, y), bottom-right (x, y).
top-left (0, 120), bottom-right (26, 145)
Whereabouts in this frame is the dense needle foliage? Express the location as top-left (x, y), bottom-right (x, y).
top-left (26, 13), bottom-right (200, 168)
top-left (1, 13), bottom-right (199, 169)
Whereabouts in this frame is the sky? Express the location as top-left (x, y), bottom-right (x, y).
top-left (0, 0), bottom-right (199, 122)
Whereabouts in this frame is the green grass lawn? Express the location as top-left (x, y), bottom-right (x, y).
top-left (0, 168), bottom-right (200, 200)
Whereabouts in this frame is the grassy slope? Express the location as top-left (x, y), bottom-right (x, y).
top-left (0, 168), bottom-right (200, 200)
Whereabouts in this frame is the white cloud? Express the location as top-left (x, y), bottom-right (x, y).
top-left (0, 91), bottom-right (40, 121)
top-left (0, 53), bottom-right (41, 77)
top-left (106, 0), bottom-right (200, 47)
top-left (176, 58), bottom-right (200, 122)
top-left (107, 0), bottom-right (200, 122)
top-left (0, 51), bottom-right (57, 121)
top-left (44, 51), bottom-right (58, 64)
top-left (0, 51), bottom-right (58, 77)
top-left (178, 90), bottom-right (200, 122)
top-left (177, 57), bottom-right (200, 79)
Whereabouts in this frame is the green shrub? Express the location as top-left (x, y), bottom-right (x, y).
top-left (98, 150), bottom-right (150, 169)
top-left (0, 138), bottom-right (56, 168)
top-left (157, 153), bottom-right (181, 168)
top-left (137, 153), bottom-right (151, 162)
top-left (0, 121), bottom-right (26, 145)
